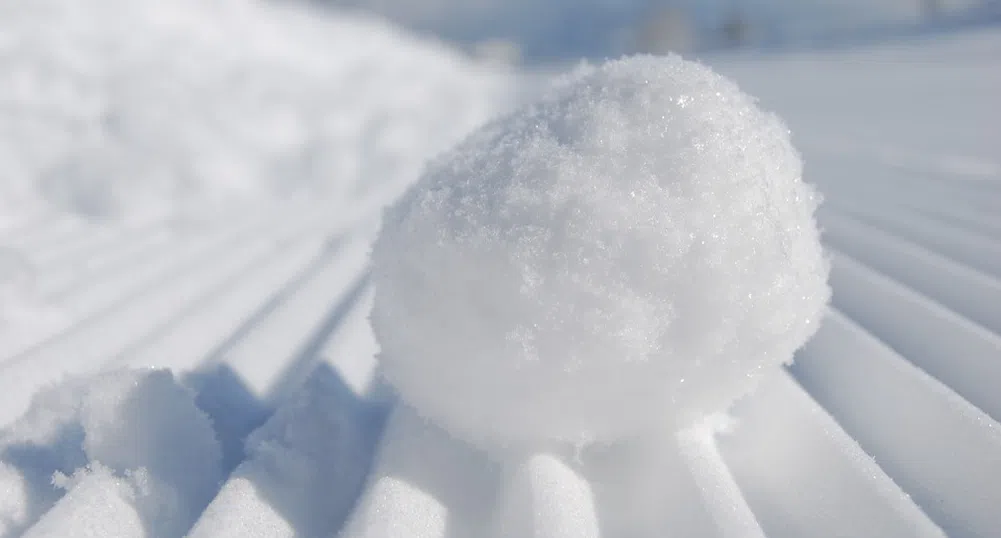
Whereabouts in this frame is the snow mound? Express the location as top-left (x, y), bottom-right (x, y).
top-left (372, 55), bottom-right (830, 448)
top-left (0, 0), bottom-right (509, 223)
top-left (0, 369), bottom-right (221, 537)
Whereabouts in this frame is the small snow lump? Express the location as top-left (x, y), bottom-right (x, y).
top-left (371, 55), bottom-right (830, 447)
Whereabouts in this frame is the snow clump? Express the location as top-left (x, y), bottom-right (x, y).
top-left (0, 369), bottom-right (221, 537)
top-left (371, 55), bottom-right (830, 448)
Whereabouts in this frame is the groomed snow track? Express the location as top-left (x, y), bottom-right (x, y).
top-left (2, 27), bottom-right (1000, 538)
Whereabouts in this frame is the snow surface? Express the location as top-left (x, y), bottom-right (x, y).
top-left (0, 0), bottom-right (510, 224)
top-left (0, 1), bottom-right (999, 537)
top-left (0, 369), bottom-right (220, 537)
top-left (371, 54), bottom-right (829, 447)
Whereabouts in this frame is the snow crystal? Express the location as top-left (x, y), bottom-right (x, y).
top-left (0, 369), bottom-right (221, 537)
top-left (371, 54), bottom-right (830, 448)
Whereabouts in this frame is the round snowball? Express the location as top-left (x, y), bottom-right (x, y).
top-left (371, 55), bottom-right (830, 447)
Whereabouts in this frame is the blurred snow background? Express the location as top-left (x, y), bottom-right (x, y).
top-left (0, 0), bottom-right (511, 225)
top-left (312, 0), bottom-right (998, 60)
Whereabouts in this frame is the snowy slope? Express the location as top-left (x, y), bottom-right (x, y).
top-left (2, 2), bottom-right (1000, 537)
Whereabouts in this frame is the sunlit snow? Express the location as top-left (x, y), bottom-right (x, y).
top-left (0, 0), bottom-right (999, 537)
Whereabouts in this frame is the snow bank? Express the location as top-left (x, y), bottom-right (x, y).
top-left (0, 369), bottom-right (221, 537)
top-left (0, 0), bottom-right (509, 223)
top-left (372, 54), bottom-right (830, 448)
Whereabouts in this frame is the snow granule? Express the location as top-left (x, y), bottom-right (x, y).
top-left (371, 55), bottom-right (830, 448)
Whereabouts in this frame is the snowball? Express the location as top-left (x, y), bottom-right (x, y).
top-left (371, 55), bottom-right (830, 447)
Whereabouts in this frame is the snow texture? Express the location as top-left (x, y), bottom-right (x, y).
top-left (491, 454), bottom-right (599, 538)
top-left (0, 369), bottom-right (221, 537)
top-left (372, 54), bottom-right (830, 448)
top-left (0, 0), bottom-right (508, 224)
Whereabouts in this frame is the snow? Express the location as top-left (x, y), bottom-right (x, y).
top-left (22, 466), bottom-right (146, 538)
top-left (0, 250), bottom-right (36, 326)
top-left (371, 54), bottom-right (829, 448)
top-left (340, 405), bottom-right (496, 538)
top-left (0, 369), bottom-right (220, 537)
top-left (0, 1), bottom-right (999, 536)
top-left (188, 368), bottom-right (386, 538)
top-left (0, 0), bottom-right (510, 224)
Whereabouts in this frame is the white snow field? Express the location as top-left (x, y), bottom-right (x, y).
top-left (1, 0), bottom-right (1000, 536)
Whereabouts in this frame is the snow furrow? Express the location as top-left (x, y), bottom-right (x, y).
top-left (310, 284), bottom-right (379, 396)
top-left (0, 208), bottom-right (292, 361)
top-left (3, 14), bottom-right (999, 538)
top-left (720, 369), bottom-right (945, 538)
top-left (820, 210), bottom-right (1001, 335)
top-left (0, 202), bottom-right (334, 362)
top-left (582, 430), bottom-right (726, 537)
top-left (792, 310), bottom-right (1001, 538)
top-left (25, 222), bottom-right (154, 270)
top-left (198, 225), bottom-right (376, 404)
top-left (0, 209), bottom-right (337, 426)
top-left (114, 237), bottom-right (329, 372)
top-left (812, 156), bottom-right (999, 224)
top-left (188, 366), bottom-right (386, 538)
top-left (33, 225), bottom-right (176, 299)
top-left (341, 404), bottom-right (500, 538)
top-left (832, 205), bottom-right (1001, 278)
top-left (828, 251), bottom-right (1001, 422)
top-left (1, 217), bottom-right (84, 253)
top-left (42, 207), bottom-right (290, 306)
top-left (20, 471), bottom-right (145, 538)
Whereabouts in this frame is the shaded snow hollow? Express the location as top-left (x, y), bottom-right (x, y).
top-left (372, 54), bottom-right (830, 449)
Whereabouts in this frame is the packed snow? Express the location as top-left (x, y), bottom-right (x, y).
top-left (371, 55), bottom-right (829, 448)
top-left (0, 0), bottom-right (999, 537)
